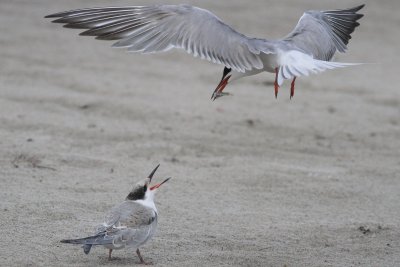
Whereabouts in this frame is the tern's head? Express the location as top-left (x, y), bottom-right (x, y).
top-left (126, 164), bottom-right (171, 201)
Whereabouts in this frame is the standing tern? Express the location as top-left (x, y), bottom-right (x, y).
top-left (60, 164), bottom-right (170, 264)
top-left (46, 4), bottom-right (365, 100)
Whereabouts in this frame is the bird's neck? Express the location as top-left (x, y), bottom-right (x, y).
top-left (136, 191), bottom-right (157, 212)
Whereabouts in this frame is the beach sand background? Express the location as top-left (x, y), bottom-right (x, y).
top-left (1, 0), bottom-right (399, 266)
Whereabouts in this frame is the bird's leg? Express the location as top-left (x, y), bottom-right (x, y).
top-left (290, 77), bottom-right (297, 99)
top-left (274, 67), bottom-right (280, 98)
top-left (108, 249), bottom-right (113, 261)
top-left (136, 248), bottom-right (152, 265)
top-left (211, 78), bottom-right (231, 101)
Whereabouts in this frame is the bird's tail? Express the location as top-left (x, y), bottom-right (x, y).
top-left (61, 232), bottom-right (113, 255)
top-left (82, 244), bottom-right (92, 255)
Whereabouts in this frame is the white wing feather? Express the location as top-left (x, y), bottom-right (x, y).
top-left (277, 50), bottom-right (361, 86)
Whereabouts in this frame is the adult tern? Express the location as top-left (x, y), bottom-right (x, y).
top-left (46, 4), bottom-right (365, 100)
top-left (60, 164), bottom-right (170, 264)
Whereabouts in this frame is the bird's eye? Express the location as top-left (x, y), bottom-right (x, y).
top-left (143, 185), bottom-right (147, 192)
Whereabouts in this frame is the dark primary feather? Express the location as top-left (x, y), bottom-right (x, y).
top-left (322, 5), bottom-right (364, 48)
top-left (45, 6), bottom-right (149, 19)
top-left (284, 4), bottom-right (364, 61)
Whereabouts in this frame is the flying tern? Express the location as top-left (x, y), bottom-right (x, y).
top-left (46, 4), bottom-right (365, 100)
top-left (60, 164), bottom-right (170, 264)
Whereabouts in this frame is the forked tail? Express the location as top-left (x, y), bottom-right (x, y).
top-left (61, 232), bottom-right (113, 255)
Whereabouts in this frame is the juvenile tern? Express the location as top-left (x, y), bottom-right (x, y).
top-left (46, 4), bottom-right (365, 100)
top-left (60, 164), bottom-right (170, 264)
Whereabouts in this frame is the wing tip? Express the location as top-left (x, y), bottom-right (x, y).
top-left (63, 24), bottom-right (83, 29)
top-left (44, 14), bottom-right (60, 19)
top-left (351, 4), bottom-right (366, 13)
top-left (329, 4), bottom-right (365, 14)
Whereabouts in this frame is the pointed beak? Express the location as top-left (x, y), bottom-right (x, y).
top-left (212, 75), bottom-right (231, 101)
top-left (148, 164), bottom-right (160, 182)
top-left (150, 177), bottom-right (171, 191)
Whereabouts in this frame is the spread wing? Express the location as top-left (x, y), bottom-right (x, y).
top-left (284, 5), bottom-right (364, 61)
top-left (46, 4), bottom-right (276, 72)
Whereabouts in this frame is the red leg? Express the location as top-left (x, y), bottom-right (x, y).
top-left (211, 75), bottom-right (231, 101)
top-left (290, 77), bottom-right (297, 99)
top-left (217, 79), bottom-right (229, 95)
top-left (274, 67), bottom-right (279, 99)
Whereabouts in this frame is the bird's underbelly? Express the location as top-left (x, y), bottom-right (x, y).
top-left (260, 53), bottom-right (278, 73)
top-left (240, 54), bottom-right (277, 78)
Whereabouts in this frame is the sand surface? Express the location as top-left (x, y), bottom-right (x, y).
top-left (1, 0), bottom-right (400, 266)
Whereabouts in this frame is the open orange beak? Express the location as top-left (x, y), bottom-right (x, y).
top-left (150, 177), bottom-right (171, 191)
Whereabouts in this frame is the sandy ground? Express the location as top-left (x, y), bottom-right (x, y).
top-left (1, 0), bottom-right (400, 266)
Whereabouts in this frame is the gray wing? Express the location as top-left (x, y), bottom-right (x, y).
top-left (46, 5), bottom-right (276, 72)
top-left (104, 201), bottom-right (156, 229)
top-left (283, 5), bottom-right (364, 61)
top-left (92, 201), bottom-right (157, 248)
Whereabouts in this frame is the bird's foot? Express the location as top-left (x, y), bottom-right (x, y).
top-left (211, 91), bottom-right (231, 101)
top-left (139, 260), bottom-right (153, 265)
